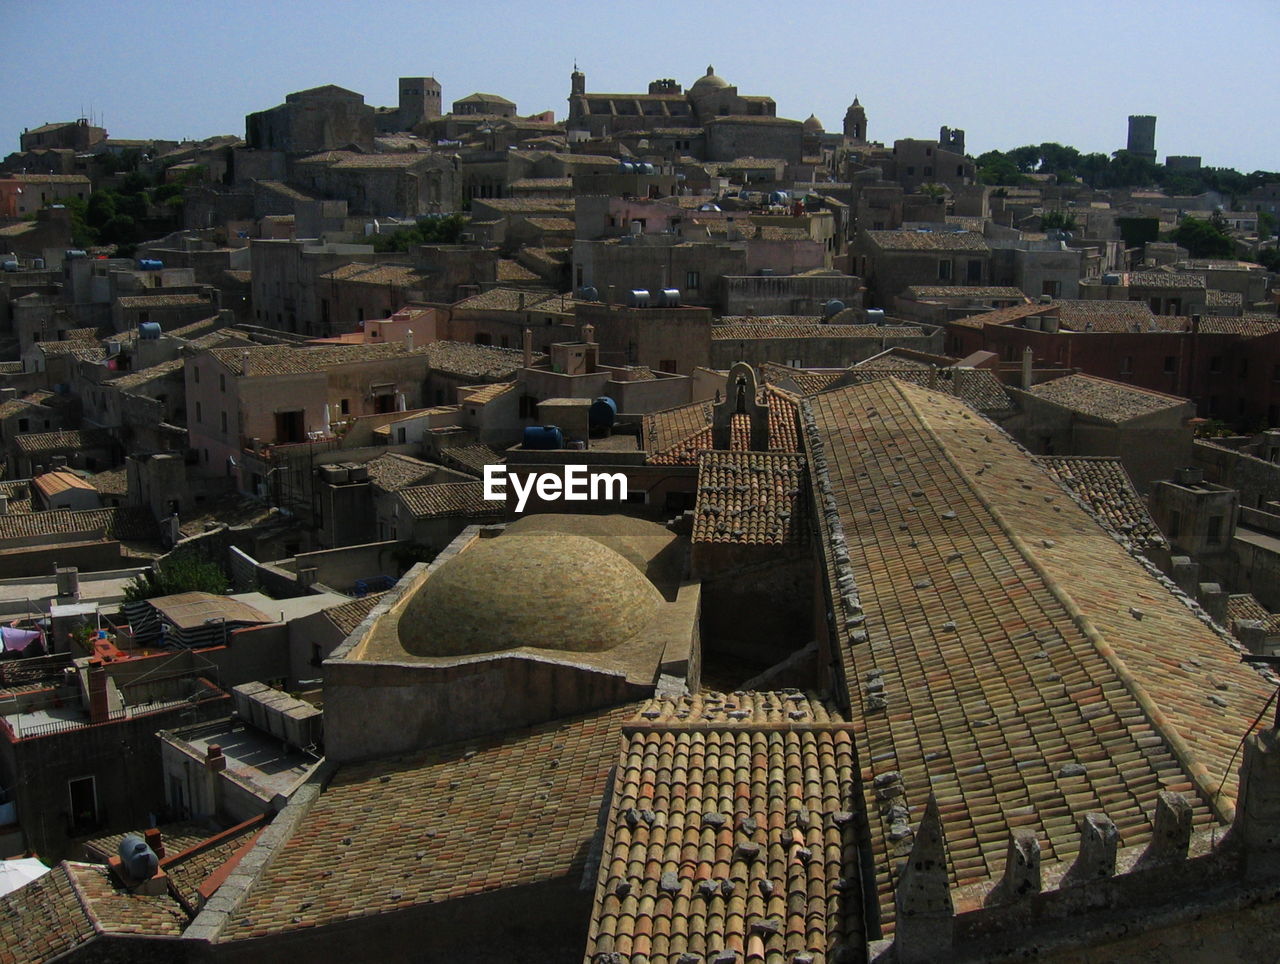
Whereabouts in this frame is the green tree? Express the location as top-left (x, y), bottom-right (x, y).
top-left (123, 550), bottom-right (230, 602)
top-left (371, 213), bottom-right (469, 253)
top-left (976, 151), bottom-right (1024, 186)
top-left (1171, 216), bottom-right (1237, 258)
top-left (1041, 210), bottom-right (1078, 231)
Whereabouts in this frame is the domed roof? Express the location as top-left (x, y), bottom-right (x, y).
top-left (399, 533), bottom-right (662, 657)
top-left (803, 114), bottom-right (824, 132)
top-left (691, 65), bottom-right (729, 92)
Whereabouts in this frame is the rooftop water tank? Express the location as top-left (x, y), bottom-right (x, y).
top-left (136, 259), bottom-right (164, 270)
top-left (1, 261), bottom-right (17, 273)
top-left (1102, 273), bottom-right (1122, 285)
top-left (578, 285), bottom-right (599, 302)
top-left (657, 288), bottom-right (680, 307)
top-left (117, 835), bottom-right (158, 880)
top-left (589, 396), bottom-right (618, 430)
top-left (64, 250), bottom-right (87, 260)
top-left (626, 289), bottom-right (651, 308)
top-left (139, 322), bottom-right (162, 340)
top-left (823, 299), bottom-right (846, 318)
top-left (522, 425), bottom-right (564, 450)
top-left (864, 308), bottom-right (886, 324)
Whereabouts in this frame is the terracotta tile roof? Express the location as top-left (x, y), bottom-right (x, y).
top-left (1225, 594), bottom-right (1280, 633)
top-left (222, 704), bottom-right (634, 941)
top-left (1206, 289), bottom-right (1243, 307)
top-left (0, 861), bottom-right (187, 962)
top-left (425, 340), bottom-right (532, 379)
top-left (13, 428), bottom-right (115, 455)
top-left (864, 229), bottom-right (989, 252)
top-left (317, 262), bottom-right (431, 287)
top-left (1028, 373), bottom-right (1189, 423)
top-left (450, 286), bottom-right (565, 312)
top-left (36, 340), bottom-right (106, 361)
top-left (33, 470), bottom-right (96, 497)
top-left (644, 401), bottom-right (714, 461)
top-left (164, 823), bottom-right (265, 910)
top-left (947, 301), bottom-right (1052, 331)
top-left (364, 452), bottom-right (435, 492)
top-left (209, 342), bottom-right (419, 376)
top-left (646, 391), bottom-right (798, 466)
top-left (804, 378), bottom-right (1274, 933)
top-left (1198, 314), bottom-right (1280, 337)
top-left (458, 381), bottom-right (514, 405)
top-left (854, 352), bottom-right (937, 372)
top-left (0, 392), bottom-right (55, 421)
top-left (1035, 456), bottom-right (1166, 553)
top-left (520, 216), bottom-right (575, 231)
top-left (0, 506), bottom-right (156, 543)
top-left (759, 363), bottom-right (845, 395)
top-left (1130, 271), bottom-right (1206, 289)
top-left (496, 259), bottom-right (540, 282)
top-left (0, 479), bottom-right (35, 512)
top-left (296, 151), bottom-right (440, 170)
top-left (584, 694), bottom-right (862, 962)
top-left (905, 285), bottom-right (1029, 300)
top-left (321, 593), bottom-right (386, 638)
top-left (711, 323), bottom-right (922, 340)
top-left (835, 368), bottom-right (1015, 417)
top-left (441, 443), bottom-right (505, 476)
top-left (107, 357), bottom-right (184, 391)
top-left (81, 821), bottom-right (217, 865)
top-left (1055, 300), bottom-right (1175, 333)
top-left (397, 481), bottom-right (505, 520)
top-left (116, 293), bottom-right (212, 310)
top-left (693, 451), bottom-right (807, 546)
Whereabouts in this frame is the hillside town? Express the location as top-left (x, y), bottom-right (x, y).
top-left (1, 60), bottom-right (1280, 962)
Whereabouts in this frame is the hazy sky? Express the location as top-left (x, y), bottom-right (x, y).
top-left (3, 0), bottom-right (1277, 172)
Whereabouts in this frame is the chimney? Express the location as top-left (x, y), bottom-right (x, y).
top-left (518, 291), bottom-right (526, 311)
top-left (522, 327), bottom-right (533, 369)
top-left (404, 328), bottom-right (414, 351)
top-left (1021, 345), bottom-right (1034, 389)
top-left (205, 744), bottom-right (227, 773)
top-left (87, 659), bottom-right (110, 724)
top-left (241, 351), bottom-right (252, 377)
top-left (606, 285), bottom-right (616, 306)
top-left (582, 323), bottom-right (596, 346)
top-left (144, 827), bottom-right (165, 860)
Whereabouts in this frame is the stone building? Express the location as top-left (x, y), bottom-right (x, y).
top-left (852, 228), bottom-right (991, 305)
top-left (245, 85), bottom-right (375, 154)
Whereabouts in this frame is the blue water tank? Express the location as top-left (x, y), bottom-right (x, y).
top-left (589, 396), bottom-right (618, 430)
top-left (578, 285), bottom-right (599, 302)
top-left (823, 299), bottom-right (846, 318)
top-left (139, 322), bottom-right (162, 340)
top-left (64, 249), bottom-right (87, 260)
top-left (117, 835), bottom-right (158, 880)
top-left (522, 425), bottom-right (564, 450)
top-left (136, 259), bottom-right (164, 270)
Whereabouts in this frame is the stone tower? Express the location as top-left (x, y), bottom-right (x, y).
top-left (398, 77), bottom-right (441, 127)
top-left (843, 96), bottom-right (867, 145)
top-left (570, 66), bottom-right (586, 99)
top-left (1127, 115), bottom-right (1157, 162)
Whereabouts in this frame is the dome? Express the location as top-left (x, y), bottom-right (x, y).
top-left (690, 65), bottom-right (729, 92)
top-left (803, 114), bottom-right (824, 133)
top-left (399, 533), bottom-right (662, 657)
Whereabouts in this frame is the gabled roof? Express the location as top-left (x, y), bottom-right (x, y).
top-left (804, 378), bottom-right (1273, 933)
top-left (693, 451), bottom-right (807, 546)
top-left (584, 695), bottom-right (862, 961)
top-left (1026, 373), bottom-right (1189, 423)
top-left (863, 229), bottom-right (989, 252)
top-left (221, 704), bottom-right (635, 942)
top-left (13, 428), bottom-right (115, 454)
top-left (364, 452), bottom-right (436, 492)
top-left (397, 481), bottom-right (505, 520)
top-left (321, 592), bottom-right (386, 638)
top-left (1035, 455), bottom-right (1166, 553)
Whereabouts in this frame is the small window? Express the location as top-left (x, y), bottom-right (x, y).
top-left (219, 373), bottom-right (226, 392)
top-left (17, 418), bottom-right (28, 433)
top-left (686, 270), bottom-right (700, 289)
top-left (340, 398), bottom-right (350, 415)
top-left (1120, 356), bottom-right (1133, 375)
top-left (906, 166), bottom-right (915, 176)
top-left (659, 359), bottom-right (677, 374)
top-left (1211, 356), bottom-right (1223, 373)
top-left (220, 411), bottom-right (228, 433)
top-left (196, 402), bottom-right (202, 423)
top-left (1208, 515), bottom-right (1223, 545)
top-left (1169, 510), bottom-right (1181, 539)
top-left (1163, 356), bottom-right (1176, 374)
top-left (923, 166), bottom-right (933, 177)
top-left (938, 260), bottom-right (953, 281)
top-left (967, 259), bottom-right (982, 283)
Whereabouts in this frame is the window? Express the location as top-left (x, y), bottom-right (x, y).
top-left (659, 359), bottom-right (678, 374)
top-left (686, 271), bottom-right (700, 289)
top-left (220, 411), bottom-right (228, 433)
top-left (1041, 280), bottom-right (1061, 298)
top-left (1120, 356), bottom-right (1133, 374)
top-left (474, 332), bottom-right (492, 346)
top-left (1211, 356), bottom-right (1223, 373)
top-left (68, 776), bottom-right (99, 830)
top-left (193, 366), bottom-right (200, 384)
top-left (956, 165), bottom-right (964, 177)
top-left (340, 398), bottom-right (350, 415)
top-left (1273, 363), bottom-right (1280, 382)
top-left (1163, 356), bottom-right (1176, 374)
top-left (967, 259), bottom-right (982, 283)
top-left (938, 260), bottom-right (953, 281)
top-left (17, 418), bottom-right (27, 433)
top-left (923, 166), bottom-right (933, 177)
top-left (195, 402), bottom-right (202, 423)
top-left (906, 166), bottom-right (915, 176)
top-left (219, 373), bottom-right (226, 392)
top-left (1208, 515), bottom-right (1223, 546)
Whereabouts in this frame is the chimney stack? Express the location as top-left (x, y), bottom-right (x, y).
top-left (582, 323), bottom-right (596, 345)
top-left (144, 827), bottom-right (165, 860)
top-left (205, 744), bottom-right (227, 773)
top-left (241, 351), bottom-right (252, 377)
top-left (404, 328), bottom-right (414, 351)
top-left (518, 291), bottom-right (526, 311)
top-left (87, 658), bottom-right (110, 724)
top-left (522, 328), bottom-right (533, 369)
top-left (1021, 345), bottom-right (1034, 389)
